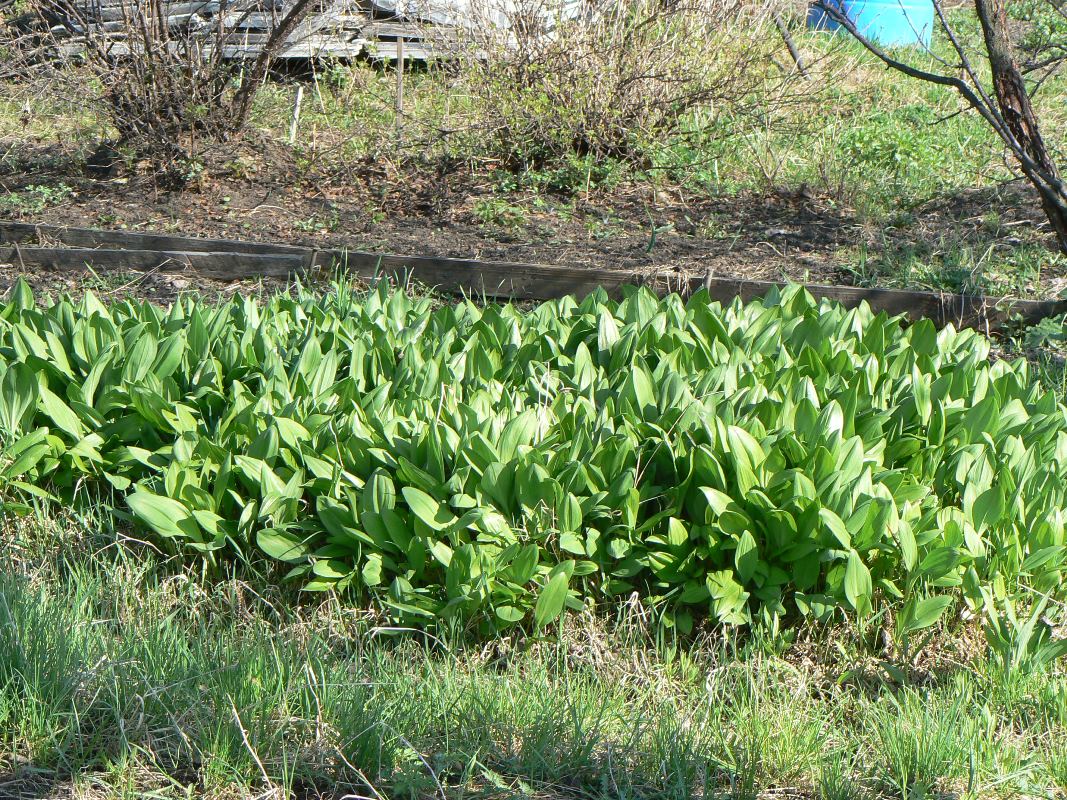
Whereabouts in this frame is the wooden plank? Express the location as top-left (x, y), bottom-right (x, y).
top-left (0, 221), bottom-right (313, 258)
top-left (331, 12), bottom-right (371, 28)
top-left (92, 11), bottom-right (212, 31)
top-left (95, 1), bottom-right (219, 21)
top-left (92, 9), bottom-right (221, 30)
top-left (673, 276), bottom-right (1066, 331)
top-left (213, 28), bottom-right (356, 44)
top-left (219, 37), bottom-right (363, 57)
top-left (309, 250), bottom-right (1067, 330)
top-left (0, 247), bottom-right (308, 279)
top-left (366, 39), bottom-right (433, 59)
top-left (219, 11), bottom-right (274, 29)
top-left (222, 9), bottom-right (361, 28)
top-left (360, 20), bottom-right (427, 38)
top-left (91, 36), bottom-right (364, 58)
top-left (3, 220), bottom-right (1062, 330)
top-left (364, 21), bottom-right (458, 38)
top-left (81, 0), bottom-right (209, 7)
top-left (84, 0), bottom-right (235, 11)
top-left (276, 38), bottom-right (363, 57)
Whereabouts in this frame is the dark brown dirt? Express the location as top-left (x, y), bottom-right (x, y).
top-left (0, 139), bottom-right (855, 302)
top-left (0, 138), bottom-right (1062, 304)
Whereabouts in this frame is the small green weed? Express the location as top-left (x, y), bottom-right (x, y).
top-left (0, 183), bottom-right (74, 216)
top-left (686, 213), bottom-right (732, 241)
top-left (293, 210), bottom-right (341, 233)
top-left (472, 196), bottom-right (528, 229)
top-left (584, 211), bottom-right (624, 239)
top-left (867, 686), bottom-right (980, 799)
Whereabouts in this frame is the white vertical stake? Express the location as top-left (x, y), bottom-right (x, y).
top-left (289, 84), bottom-right (304, 145)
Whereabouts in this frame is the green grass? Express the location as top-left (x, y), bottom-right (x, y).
top-left (843, 239), bottom-right (1067, 296)
top-left (2, 505), bottom-right (1066, 800)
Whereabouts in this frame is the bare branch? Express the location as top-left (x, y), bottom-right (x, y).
top-left (815, 0), bottom-right (1067, 251)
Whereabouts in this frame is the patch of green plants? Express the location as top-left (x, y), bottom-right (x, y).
top-left (487, 156), bottom-right (626, 196)
top-left (2, 281), bottom-right (1067, 642)
top-left (0, 183), bottom-right (74, 216)
top-left (584, 211), bottom-right (625, 240)
top-left (471, 197), bottom-right (529, 230)
top-left (293, 210), bottom-right (342, 234)
top-left (845, 239), bottom-right (1063, 298)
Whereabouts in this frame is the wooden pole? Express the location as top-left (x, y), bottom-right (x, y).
top-left (396, 36), bottom-right (405, 144)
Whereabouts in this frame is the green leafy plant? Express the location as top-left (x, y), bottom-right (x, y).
top-left (2, 279), bottom-right (1067, 636)
top-left (471, 197), bottom-right (529, 230)
top-left (982, 594), bottom-right (1067, 672)
top-left (0, 183), bottom-right (74, 216)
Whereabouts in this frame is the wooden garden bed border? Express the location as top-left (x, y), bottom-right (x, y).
top-left (3, 219), bottom-right (1065, 330)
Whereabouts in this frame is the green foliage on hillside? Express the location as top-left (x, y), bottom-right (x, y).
top-left (2, 280), bottom-right (1066, 641)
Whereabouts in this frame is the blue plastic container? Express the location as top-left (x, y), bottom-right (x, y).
top-left (807, 0), bottom-right (934, 47)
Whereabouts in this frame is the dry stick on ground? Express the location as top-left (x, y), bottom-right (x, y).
top-left (814, 0), bottom-right (1067, 255)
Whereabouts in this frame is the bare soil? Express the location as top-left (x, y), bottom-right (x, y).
top-left (0, 139), bottom-right (1062, 304)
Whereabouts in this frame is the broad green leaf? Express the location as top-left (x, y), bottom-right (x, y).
top-left (844, 549), bottom-right (872, 612)
top-left (534, 572), bottom-right (569, 629)
top-left (900, 596), bottom-right (953, 636)
top-left (258, 528), bottom-right (311, 563)
top-left (128, 490), bottom-right (200, 542)
top-left (735, 530), bottom-right (758, 583)
top-left (402, 487), bottom-right (457, 530)
top-left (38, 384), bottom-right (85, 440)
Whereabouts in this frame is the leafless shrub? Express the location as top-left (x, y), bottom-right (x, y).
top-left (9, 0), bottom-right (314, 181)
top-left (452, 0), bottom-right (790, 174)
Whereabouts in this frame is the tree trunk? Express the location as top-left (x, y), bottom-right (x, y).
top-left (974, 0), bottom-right (1067, 253)
top-left (228, 0), bottom-right (317, 134)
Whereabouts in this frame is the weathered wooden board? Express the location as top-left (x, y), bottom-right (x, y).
top-left (2, 220), bottom-right (1063, 330)
top-left (672, 276), bottom-right (1061, 331)
top-left (365, 38), bottom-right (434, 59)
top-left (93, 14), bottom-right (210, 32)
top-left (274, 38), bottom-right (364, 57)
top-left (359, 19), bottom-right (455, 39)
top-left (219, 10), bottom-right (367, 29)
top-left (307, 250), bottom-right (1067, 330)
top-left (0, 246), bottom-right (308, 278)
top-left (70, 33), bottom-right (365, 58)
top-left (94, 1), bottom-right (220, 21)
top-left (0, 221), bottom-right (313, 258)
